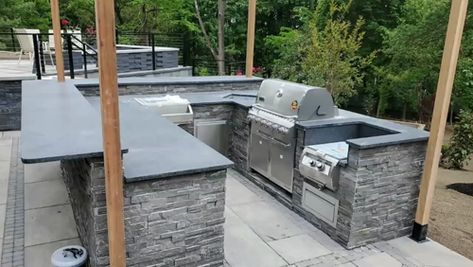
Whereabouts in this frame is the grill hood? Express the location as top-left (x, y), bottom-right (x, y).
top-left (255, 79), bottom-right (338, 121)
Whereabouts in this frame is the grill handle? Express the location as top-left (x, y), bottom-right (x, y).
top-left (257, 130), bottom-right (272, 140)
top-left (272, 138), bottom-right (291, 148)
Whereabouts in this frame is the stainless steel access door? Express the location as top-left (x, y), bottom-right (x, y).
top-left (194, 120), bottom-right (229, 155)
top-left (269, 137), bottom-right (294, 192)
top-left (249, 124), bottom-right (271, 178)
top-left (249, 121), bottom-right (295, 193)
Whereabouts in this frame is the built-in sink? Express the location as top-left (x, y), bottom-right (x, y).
top-left (223, 93), bottom-right (256, 101)
top-left (134, 95), bottom-right (194, 124)
top-left (304, 122), bottom-right (398, 145)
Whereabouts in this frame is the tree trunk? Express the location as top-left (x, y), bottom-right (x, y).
top-left (402, 102), bottom-right (407, 120)
top-left (217, 0), bottom-right (226, 75)
top-left (449, 100), bottom-right (454, 125)
top-left (376, 95), bottom-right (382, 117)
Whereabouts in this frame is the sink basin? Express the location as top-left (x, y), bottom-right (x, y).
top-left (223, 93), bottom-right (256, 101)
top-left (305, 121), bottom-right (399, 145)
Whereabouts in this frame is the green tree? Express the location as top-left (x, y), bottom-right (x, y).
top-left (303, 0), bottom-right (375, 105)
top-left (379, 0), bottom-right (449, 120)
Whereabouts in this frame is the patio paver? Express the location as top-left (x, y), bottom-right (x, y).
top-left (24, 161), bottom-right (62, 184)
top-left (352, 252), bottom-right (402, 267)
top-left (230, 200), bottom-right (306, 242)
top-left (224, 207), bottom-right (288, 267)
top-left (268, 234), bottom-right (332, 264)
top-left (24, 204), bottom-right (78, 246)
top-left (25, 238), bottom-right (81, 267)
top-left (25, 179), bottom-right (69, 210)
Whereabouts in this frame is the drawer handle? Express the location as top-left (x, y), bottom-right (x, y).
top-left (272, 138), bottom-right (291, 147)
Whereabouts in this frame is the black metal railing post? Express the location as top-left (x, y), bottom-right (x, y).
top-left (32, 34), bottom-right (42, 79)
top-left (116, 29), bottom-right (119, 44)
top-left (151, 33), bottom-right (156, 70)
top-left (66, 34), bottom-right (75, 79)
top-left (10, 28), bottom-right (16, 52)
top-left (39, 35), bottom-right (46, 73)
top-left (183, 32), bottom-right (191, 66)
top-left (82, 42), bottom-right (88, 78)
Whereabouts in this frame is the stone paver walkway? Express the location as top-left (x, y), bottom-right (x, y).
top-left (0, 130), bottom-right (472, 266)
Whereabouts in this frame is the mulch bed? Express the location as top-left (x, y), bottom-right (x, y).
top-left (446, 183), bottom-right (473, 197)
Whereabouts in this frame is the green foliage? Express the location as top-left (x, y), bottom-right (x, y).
top-left (442, 110), bottom-right (473, 169)
top-left (377, 0), bottom-right (449, 119)
top-left (304, 0), bottom-right (375, 105)
top-left (265, 27), bottom-right (305, 82)
top-left (453, 58), bottom-right (473, 113)
top-left (267, 0), bottom-right (374, 105)
top-left (0, 0), bottom-right (51, 31)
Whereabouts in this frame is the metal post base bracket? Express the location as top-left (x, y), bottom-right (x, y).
top-left (411, 222), bottom-right (428, 242)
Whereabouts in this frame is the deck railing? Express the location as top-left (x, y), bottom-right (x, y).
top-left (0, 29), bottom-right (250, 79)
top-left (0, 30), bottom-right (189, 79)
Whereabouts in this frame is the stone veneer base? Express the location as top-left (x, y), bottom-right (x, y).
top-left (61, 158), bottom-right (226, 267)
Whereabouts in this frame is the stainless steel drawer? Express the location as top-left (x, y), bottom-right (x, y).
top-left (302, 182), bottom-right (339, 227)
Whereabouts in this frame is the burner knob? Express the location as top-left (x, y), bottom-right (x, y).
top-left (316, 162), bottom-right (325, 171)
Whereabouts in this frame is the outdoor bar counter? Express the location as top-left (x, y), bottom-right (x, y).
top-left (21, 80), bottom-right (233, 266)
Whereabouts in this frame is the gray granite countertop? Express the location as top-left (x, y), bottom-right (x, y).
top-left (21, 80), bottom-right (233, 182)
top-left (20, 80), bottom-right (127, 163)
top-left (87, 97), bottom-right (233, 182)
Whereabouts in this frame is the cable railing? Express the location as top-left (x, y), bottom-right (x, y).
top-left (0, 29), bottom-right (250, 79)
top-left (0, 30), bottom-right (188, 79)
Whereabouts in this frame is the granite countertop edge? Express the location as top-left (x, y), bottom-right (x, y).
top-left (124, 163), bottom-right (234, 183)
top-left (74, 76), bottom-right (264, 87)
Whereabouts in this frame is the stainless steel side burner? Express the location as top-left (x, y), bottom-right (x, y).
top-left (248, 79), bottom-right (338, 193)
top-left (299, 142), bottom-right (349, 191)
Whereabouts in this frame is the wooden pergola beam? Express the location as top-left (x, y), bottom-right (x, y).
top-left (412, 0), bottom-right (468, 241)
top-left (95, 0), bottom-right (126, 265)
top-left (245, 0), bottom-right (256, 78)
top-left (50, 0), bottom-right (65, 81)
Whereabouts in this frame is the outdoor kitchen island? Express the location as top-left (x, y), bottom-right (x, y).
top-left (80, 78), bottom-right (429, 249)
top-left (20, 80), bottom-right (233, 267)
top-left (20, 76), bottom-right (429, 266)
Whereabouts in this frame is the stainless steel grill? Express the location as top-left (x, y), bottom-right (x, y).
top-left (248, 79), bottom-right (338, 193)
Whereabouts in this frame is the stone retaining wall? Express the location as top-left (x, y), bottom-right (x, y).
top-left (61, 157), bottom-right (226, 267)
top-left (0, 80), bottom-right (22, 130)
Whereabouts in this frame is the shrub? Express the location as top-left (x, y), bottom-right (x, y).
top-left (442, 110), bottom-right (473, 169)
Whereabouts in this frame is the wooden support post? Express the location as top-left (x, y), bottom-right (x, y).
top-left (95, 0), bottom-right (126, 265)
top-left (412, 0), bottom-right (468, 242)
top-left (245, 0), bottom-right (256, 78)
top-left (50, 0), bottom-right (65, 82)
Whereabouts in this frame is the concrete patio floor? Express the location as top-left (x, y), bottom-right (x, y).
top-left (0, 131), bottom-right (472, 267)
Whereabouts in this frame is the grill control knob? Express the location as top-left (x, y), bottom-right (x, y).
top-left (316, 162), bottom-right (325, 171)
